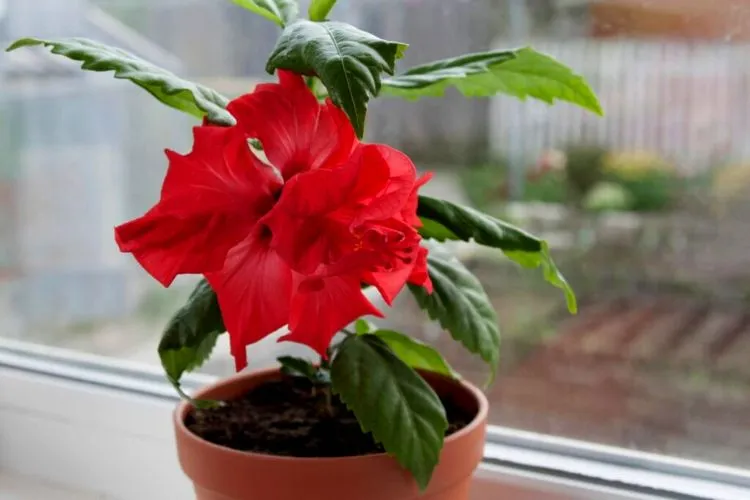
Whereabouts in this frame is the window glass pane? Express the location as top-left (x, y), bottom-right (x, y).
top-left (3, 0), bottom-right (749, 472)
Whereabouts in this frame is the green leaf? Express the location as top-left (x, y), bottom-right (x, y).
top-left (354, 318), bottom-right (376, 334)
top-left (418, 195), bottom-right (542, 252)
top-left (418, 216), bottom-right (459, 242)
top-left (417, 196), bottom-right (577, 314)
top-left (159, 279), bottom-right (225, 403)
top-left (505, 241), bottom-right (577, 314)
top-left (232, 0), bottom-right (299, 27)
top-left (381, 47), bottom-right (603, 116)
top-left (278, 355), bottom-right (316, 378)
top-left (6, 38), bottom-right (234, 126)
top-left (278, 356), bottom-right (330, 384)
top-left (331, 334), bottom-right (447, 490)
top-left (408, 245), bottom-right (500, 382)
top-left (308, 0), bottom-right (337, 21)
top-left (372, 330), bottom-right (458, 379)
top-left (266, 20), bottom-right (408, 137)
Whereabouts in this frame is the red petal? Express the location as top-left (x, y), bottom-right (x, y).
top-left (228, 71), bottom-right (356, 180)
top-left (401, 172), bottom-right (434, 228)
top-left (282, 275), bottom-right (383, 356)
top-left (269, 213), bottom-right (356, 275)
top-left (365, 265), bottom-right (412, 306)
top-left (408, 246), bottom-right (433, 293)
top-left (115, 207), bottom-right (251, 287)
top-left (352, 145), bottom-right (418, 224)
top-left (361, 224), bottom-right (427, 305)
top-left (116, 126), bottom-right (280, 286)
top-left (264, 149), bottom-right (390, 273)
top-left (206, 232), bottom-right (293, 371)
top-left (160, 126), bottom-right (281, 216)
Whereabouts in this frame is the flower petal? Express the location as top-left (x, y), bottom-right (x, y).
top-left (351, 145), bottom-right (418, 225)
top-left (360, 222), bottom-right (426, 305)
top-left (282, 275), bottom-right (383, 356)
top-left (408, 246), bottom-right (433, 293)
top-left (115, 126), bottom-right (278, 286)
top-left (264, 148), bottom-right (390, 274)
top-left (205, 232), bottom-right (293, 371)
top-left (159, 126), bottom-right (281, 216)
top-left (228, 71), bottom-right (356, 179)
top-left (115, 207), bottom-right (251, 287)
top-left (365, 266), bottom-right (413, 306)
top-left (401, 172), bottom-right (434, 228)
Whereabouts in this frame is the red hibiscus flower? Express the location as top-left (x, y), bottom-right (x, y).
top-left (115, 71), bottom-right (432, 370)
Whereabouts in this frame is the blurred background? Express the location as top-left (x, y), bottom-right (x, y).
top-left (2, 0), bottom-right (750, 472)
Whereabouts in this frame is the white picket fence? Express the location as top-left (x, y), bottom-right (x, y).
top-left (490, 39), bottom-right (750, 173)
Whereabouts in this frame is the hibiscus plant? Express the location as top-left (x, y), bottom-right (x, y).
top-left (7, 0), bottom-right (602, 489)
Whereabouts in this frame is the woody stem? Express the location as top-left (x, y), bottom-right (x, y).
top-left (323, 385), bottom-right (334, 416)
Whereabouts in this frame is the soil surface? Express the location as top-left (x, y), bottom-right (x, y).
top-left (186, 376), bottom-right (474, 457)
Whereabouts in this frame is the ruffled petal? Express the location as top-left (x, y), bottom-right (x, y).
top-left (408, 246), bottom-right (433, 293)
top-left (264, 149), bottom-right (390, 273)
top-left (115, 126), bottom-right (277, 286)
top-left (205, 231), bottom-right (293, 371)
top-left (159, 126), bottom-right (281, 216)
top-left (351, 145), bottom-right (418, 225)
top-left (365, 265), bottom-right (413, 306)
top-left (282, 275), bottom-right (383, 356)
top-left (359, 222), bottom-right (427, 305)
top-left (228, 71), bottom-right (356, 180)
top-left (115, 207), bottom-right (251, 287)
top-left (401, 172), bottom-right (433, 228)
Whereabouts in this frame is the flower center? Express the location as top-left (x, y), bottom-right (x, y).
top-left (354, 222), bottom-right (418, 272)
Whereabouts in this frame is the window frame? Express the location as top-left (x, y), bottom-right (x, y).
top-left (2, 339), bottom-right (750, 499)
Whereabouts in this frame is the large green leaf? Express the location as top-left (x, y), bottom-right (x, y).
top-left (6, 38), bottom-right (234, 126)
top-left (308, 0), bottom-right (337, 21)
top-left (418, 195), bottom-right (542, 252)
top-left (331, 334), bottom-right (447, 490)
top-left (266, 20), bottom-right (408, 137)
top-left (417, 196), bottom-right (577, 313)
top-left (232, 0), bottom-right (299, 27)
top-left (381, 47), bottom-right (603, 116)
top-left (372, 330), bottom-right (457, 379)
top-left (408, 245), bottom-right (500, 382)
top-left (159, 279), bottom-right (225, 403)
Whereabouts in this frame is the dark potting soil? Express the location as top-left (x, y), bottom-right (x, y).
top-left (186, 376), bottom-right (474, 457)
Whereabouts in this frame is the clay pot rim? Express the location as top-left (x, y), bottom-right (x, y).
top-left (174, 366), bottom-right (489, 463)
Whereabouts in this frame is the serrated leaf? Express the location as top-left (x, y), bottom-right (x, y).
top-left (6, 38), bottom-right (234, 125)
top-left (159, 279), bottom-right (225, 389)
top-left (381, 47), bottom-right (602, 116)
top-left (308, 0), bottom-right (337, 21)
top-left (417, 196), bottom-right (576, 314)
top-left (372, 330), bottom-right (458, 379)
top-left (331, 334), bottom-right (447, 490)
top-left (266, 20), bottom-right (408, 137)
top-left (232, 0), bottom-right (299, 27)
top-left (408, 244), bottom-right (500, 383)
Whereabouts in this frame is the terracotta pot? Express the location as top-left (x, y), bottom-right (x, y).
top-left (174, 368), bottom-right (488, 500)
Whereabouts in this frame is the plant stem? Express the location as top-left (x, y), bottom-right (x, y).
top-left (322, 385), bottom-right (334, 416)
top-left (320, 352), bottom-right (331, 370)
